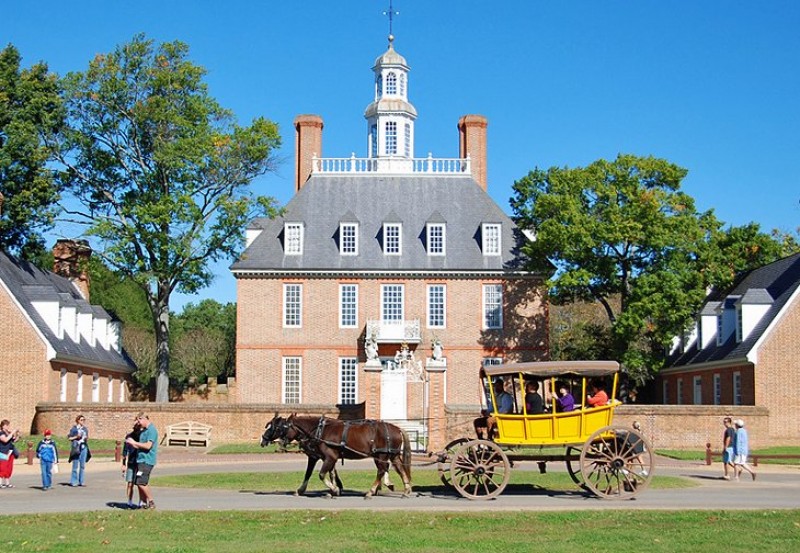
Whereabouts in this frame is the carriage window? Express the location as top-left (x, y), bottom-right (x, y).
top-left (282, 357), bottom-right (302, 404)
top-left (339, 358), bottom-right (358, 404)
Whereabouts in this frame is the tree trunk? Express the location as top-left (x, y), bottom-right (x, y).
top-left (153, 287), bottom-right (171, 403)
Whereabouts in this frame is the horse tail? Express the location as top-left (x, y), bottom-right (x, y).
top-left (401, 428), bottom-right (411, 481)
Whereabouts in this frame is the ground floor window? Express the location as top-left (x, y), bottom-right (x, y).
top-left (339, 357), bottom-right (358, 404)
top-left (283, 357), bottom-right (302, 404)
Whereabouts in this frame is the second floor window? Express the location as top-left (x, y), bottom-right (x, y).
top-left (384, 223), bottom-right (401, 255)
top-left (339, 284), bottom-right (358, 328)
top-left (381, 284), bottom-right (404, 321)
top-left (483, 284), bottom-right (503, 329)
top-left (283, 283), bottom-right (302, 327)
top-left (284, 223), bottom-right (303, 255)
top-left (427, 284), bottom-right (446, 328)
top-left (341, 223), bottom-right (358, 255)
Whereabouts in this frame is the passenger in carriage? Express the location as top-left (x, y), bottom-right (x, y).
top-left (553, 381), bottom-right (575, 412)
top-left (524, 381), bottom-right (544, 414)
top-left (587, 379), bottom-right (609, 407)
top-left (474, 379), bottom-right (513, 440)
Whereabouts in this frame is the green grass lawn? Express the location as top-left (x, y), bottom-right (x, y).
top-left (657, 446), bottom-right (800, 465)
top-left (1, 510), bottom-right (798, 552)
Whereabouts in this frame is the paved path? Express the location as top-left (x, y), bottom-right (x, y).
top-left (0, 452), bottom-right (797, 515)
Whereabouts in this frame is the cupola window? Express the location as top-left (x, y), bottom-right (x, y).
top-left (386, 72), bottom-right (397, 95)
top-left (385, 121), bottom-right (397, 155)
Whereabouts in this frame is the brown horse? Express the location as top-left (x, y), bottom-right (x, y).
top-left (261, 414), bottom-right (412, 498)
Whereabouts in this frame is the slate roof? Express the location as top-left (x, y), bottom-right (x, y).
top-left (232, 174), bottom-right (540, 276)
top-left (668, 252), bottom-right (800, 369)
top-left (0, 249), bottom-right (136, 372)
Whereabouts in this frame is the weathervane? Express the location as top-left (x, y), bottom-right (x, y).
top-left (383, 0), bottom-right (399, 44)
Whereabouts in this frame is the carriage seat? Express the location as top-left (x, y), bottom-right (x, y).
top-left (164, 421), bottom-right (212, 447)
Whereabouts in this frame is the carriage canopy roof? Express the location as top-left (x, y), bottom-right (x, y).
top-left (483, 360), bottom-right (620, 379)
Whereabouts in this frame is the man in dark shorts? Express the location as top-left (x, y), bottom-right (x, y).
top-left (125, 412), bottom-right (158, 509)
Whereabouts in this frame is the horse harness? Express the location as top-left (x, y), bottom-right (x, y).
top-left (291, 416), bottom-right (401, 458)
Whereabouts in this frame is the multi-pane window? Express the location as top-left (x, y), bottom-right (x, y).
top-left (404, 123), bottom-right (411, 157)
top-left (482, 223), bottom-right (501, 255)
top-left (713, 373), bottom-right (721, 405)
top-left (736, 307), bottom-right (743, 342)
top-left (376, 76), bottom-right (382, 97)
top-left (282, 357), bottom-right (301, 404)
top-left (386, 72), bottom-right (397, 95)
top-left (92, 372), bottom-right (100, 402)
top-left (384, 223), bottom-right (401, 255)
top-left (339, 357), bottom-right (358, 404)
top-left (693, 376), bottom-right (702, 405)
top-left (381, 284), bottom-right (404, 321)
top-left (483, 357), bottom-right (503, 367)
top-left (662, 380), bottom-right (669, 403)
top-left (716, 314), bottom-right (723, 346)
top-left (339, 284), bottom-right (358, 328)
top-left (400, 73), bottom-right (406, 97)
top-left (284, 223), bottom-right (303, 255)
top-left (385, 121), bottom-right (397, 155)
top-left (733, 372), bottom-right (742, 405)
top-left (427, 223), bottom-right (445, 255)
top-left (371, 124), bottom-right (378, 157)
top-left (283, 283), bottom-right (302, 327)
top-left (427, 284), bottom-right (446, 328)
top-left (676, 378), bottom-right (684, 405)
top-left (483, 284), bottom-right (503, 329)
top-left (341, 223), bottom-right (358, 255)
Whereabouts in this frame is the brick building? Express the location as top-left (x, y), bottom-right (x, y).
top-left (232, 38), bottom-right (549, 449)
top-left (0, 239), bottom-right (136, 433)
top-left (661, 253), bottom-right (800, 441)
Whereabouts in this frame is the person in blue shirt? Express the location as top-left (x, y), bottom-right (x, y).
top-left (125, 412), bottom-right (158, 509)
top-left (733, 419), bottom-right (756, 481)
top-left (67, 414), bottom-right (89, 487)
top-left (36, 429), bottom-right (59, 490)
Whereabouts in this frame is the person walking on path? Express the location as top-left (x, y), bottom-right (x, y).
top-left (35, 429), bottom-right (59, 490)
top-left (125, 412), bottom-right (158, 509)
top-left (121, 420), bottom-right (142, 508)
top-left (68, 414), bottom-right (89, 487)
top-left (722, 417), bottom-right (736, 480)
top-left (733, 419), bottom-right (756, 481)
top-left (0, 419), bottom-right (20, 488)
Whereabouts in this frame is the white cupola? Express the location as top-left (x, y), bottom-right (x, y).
top-left (364, 36), bottom-right (417, 159)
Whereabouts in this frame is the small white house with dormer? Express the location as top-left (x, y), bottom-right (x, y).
top-left (661, 253), bottom-right (800, 440)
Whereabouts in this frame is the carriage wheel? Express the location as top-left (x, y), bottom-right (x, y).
top-left (579, 425), bottom-right (654, 500)
top-left (449, 439), bottom-right (511, 500)
top-left (565, 445), bottom-right (585, 487)
top-left (437, 438), bottom-right (470, 488)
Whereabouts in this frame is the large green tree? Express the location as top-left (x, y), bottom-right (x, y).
top-left (52, 35), bottom-right (281, 402)
top-left (511, 154), bottom-right (717, 382)
top-left (171, 299), bottom-right (236, 385)
top-left (0, 44), bottom-right (64, 258)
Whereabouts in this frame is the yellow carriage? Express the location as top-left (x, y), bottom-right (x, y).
top-left (438, 360), bottom-right (654, 500)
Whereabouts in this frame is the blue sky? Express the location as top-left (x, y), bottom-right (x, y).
top-left (5, 1), bottom-right (799, 311)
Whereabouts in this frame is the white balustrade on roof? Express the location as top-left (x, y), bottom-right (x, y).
top-left (312, 154), bottom-right (471, 176)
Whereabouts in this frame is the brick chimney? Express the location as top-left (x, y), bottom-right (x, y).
top-left (458, 114), bottom-right (488, 191)
top-left (294, 114), bottom-right (324, 192)
top-left (52, 239), bottom-right (92, 301)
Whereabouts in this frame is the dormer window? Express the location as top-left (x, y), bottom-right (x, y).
top-left (716, 314), bottom-right (723, 346)
top-left (284, 223), bottom-right (304, 255)
top-left (482, 223), bottom-right (501, 256)
top-left (340, 223), bottom-right (358, 255)
top-left (386, 72), bottom-right (397, 95)
top-left (384, 223), bottom-right (402, 255)
top-left (427, 223), bottom-right (445, 255)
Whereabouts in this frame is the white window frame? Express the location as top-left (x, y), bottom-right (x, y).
top-left (733, 371), bottom-right (742, 405)
top-left (385, 121), bottom-right (397, 155)
top-left (76, 370), bottom-right (83, 402)
top-left (92, 372), bottom-right (100, 402)
top-left (283, 283), bottom-right (302, 328)
top-left (483, 284), bottom-right (503, 329)
top-left (60, 368), bottom-right (67, 402)
top-left (693, 375), bottom-right (702, 405)
top-left (736, 306), bottom-right (743, 343)
top-left (386, 71), bottom-right (397, 95)
top-left (370, 124), bottom-right (378, 157)
top-left (399, 73), bottom-right (406, 97)
top-left (284, 222), bottom-right (304, 255)
top-left (404, 122), bottom-right (411, 158)
top-left (282, 357), bottom-right (302, 404)
top-left (107, 376), bottom-right (114, 403)
top-left (482, 223), bottom-right (501, 256)
top-left (119, 380), bottom-right (127, 402)
top-left (427, 284), bottom-right (446, 328)
top-left (384, 223), bottom-right (402, 255)
top-left (427, 223), bottom-right (445, 256)
top-left (713, 373), bottom-right (721, 405)
top-left (339, 357), bottom-right (358, 405)
top-left (483, 357), bottom-right (503, 367)
top-left (716, 314), bottom-right (724, 346)
top-left (340, 223), bottom-right (359, 255)
top-left (381, 284), bottom-right (404, 322)
top-left (339, 284), bottom-right (358, 328)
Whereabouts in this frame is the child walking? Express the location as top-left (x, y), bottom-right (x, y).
top-left (36, 429), bottom-right (59, 490)
top-left (121, 420), bottom-right (142, 508)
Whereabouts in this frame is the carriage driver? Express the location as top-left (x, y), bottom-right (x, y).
top-left (474, 379), bottom-right (513, 440)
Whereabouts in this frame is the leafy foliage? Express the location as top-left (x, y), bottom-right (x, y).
top-left (171, 299), bottom-right (236, 383)
top-left (0, 45), bottom-right (64, 258)
top-left (51, 34), bottom-right (281, 401)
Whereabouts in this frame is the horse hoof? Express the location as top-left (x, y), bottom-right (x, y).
top-left (364, 494), bottom-right (374, 500)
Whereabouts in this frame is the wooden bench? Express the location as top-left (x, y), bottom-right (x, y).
top-left (165, 421), bottom-right (212, 447)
